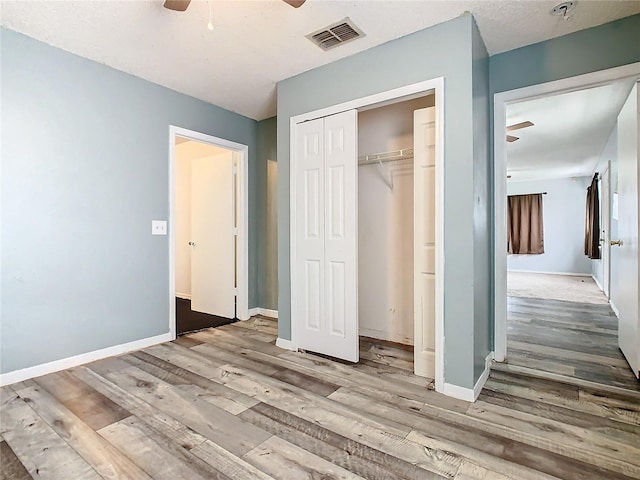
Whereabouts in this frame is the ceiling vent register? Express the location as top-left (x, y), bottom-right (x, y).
top-left (307, 18), bottom-right (364, 51)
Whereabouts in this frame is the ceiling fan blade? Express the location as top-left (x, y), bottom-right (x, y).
top-left (506, 120), bottom-right (534, 132)
top-left (164, 0), bottom-right (191, 11)
top-left (283, 0), bottom-right (306, 7)
top-left (506, 135), bottom-right (519, 143)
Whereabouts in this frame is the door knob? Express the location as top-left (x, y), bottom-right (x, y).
top-left (610, 240), bottom-right (623, 246)
top-left (189, 241), bottom-right (196, 246)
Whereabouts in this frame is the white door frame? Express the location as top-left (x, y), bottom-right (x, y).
top-left (168, 126), bottom-right (250, 340)
top-left (493, 63), bottom-right (640, 362)
top-left (289, 78), bottom-right (445, 392)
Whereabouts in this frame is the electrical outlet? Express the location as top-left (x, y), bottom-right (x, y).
top-left (152, 220), bottom-right (167, 235)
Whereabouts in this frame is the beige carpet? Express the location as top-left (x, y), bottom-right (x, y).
top-left (507, 272), bottom-right (609, 305)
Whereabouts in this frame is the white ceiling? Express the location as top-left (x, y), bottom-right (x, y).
top-left (2, 1), bottom-right (640, 120)
top-left (506, 80), bottom-right (634, 182)
top-left (176, 138), bottom-right (229, 159)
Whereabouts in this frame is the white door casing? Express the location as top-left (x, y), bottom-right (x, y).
top-left (294, 110), bottom-right (359, 362)
top-left (190, 152), bottom-right (236, 319)
top-left (616, 83), bottom-right (640, 379)
top-left (414, 107), bottom-right (437, 378)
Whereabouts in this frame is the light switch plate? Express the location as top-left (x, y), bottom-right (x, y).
top-left (152, 220), bottom-right (167, 235)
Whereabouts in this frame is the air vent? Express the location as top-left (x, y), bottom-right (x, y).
top-left (307, 18), bottom-right (364, 51)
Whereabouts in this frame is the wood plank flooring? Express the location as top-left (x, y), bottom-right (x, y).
top-left (2, 314), bottom-right (640, 479)
top-left (503, 296), bottom-right (640, 392)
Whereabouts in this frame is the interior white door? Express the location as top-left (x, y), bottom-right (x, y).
top-left (601, 167), bottom-right (611, 297)
top-left (191, 152), bottom-right (236, 318)
top-left (615, 83), bottom-right (639, 379)
top-left (294, 110), bottom-right (359, 362)
top-left (413, 107), bottom-right (437, 378)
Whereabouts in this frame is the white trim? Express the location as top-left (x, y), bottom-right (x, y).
top-left (507, 269), bottom-right (592, 277)
top-left (257, 308), bottom-right (278, 319)
top-left (248, 308), bottom-right (279, 319)
top-left (611, 301), bottom-right (620, 318)
top-left (289, 78), bottom-right (445, 394)
top-left (493, 62), bottom-right (640, 363)
top-left (168, 126), bottom-right (250, 342)
top-left (358, 328), bottom-right (413, 346)
top-left (592, 274), bottom-right (604, 292)
top-left (276, 337), bottom-right (296, 351)
top-left (442, 351), bottom-right (494, 402)
top-left (0, 333), bottom-right (172, 387)
top-left (176, 292), bottom-right (192, 300)
top-left (433, 79), bottom-right (445, 393)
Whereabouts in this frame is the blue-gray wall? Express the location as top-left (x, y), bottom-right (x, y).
top-left (278, 14), bottom-right (491, 389)
top-left (490, 15), bottom-right (640, 96)
top-left (507, 177), bottom-right (592, 275)
top-left (471, 19), bottom-right (492, 382)
top-left (1, 28), bottom-right (259, 374)
top-left (257, 117), bottom-right (278, 311)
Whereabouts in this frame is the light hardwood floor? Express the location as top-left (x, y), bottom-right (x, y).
top-left (2, 313), bottom-right (640, 479)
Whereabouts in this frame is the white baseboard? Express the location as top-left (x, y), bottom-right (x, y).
top-left (592, 275), bottom-right (604, 292)
top-left (276, 337), bottom-right (296, 351)
top-left (442, 351), bottom-right (494, 402)
top-left (610, 301), bottom-right (620, 317)
top-left (0, 332), bottom-right (173, 387)
top-left (248, 308), bottom-right (278, 319)
top-left (508, 270), bottom-right (591, 277)
top-left (176, 292), bottom-right (191, 300)
top-left (358, 327), bottom-right (413, 346)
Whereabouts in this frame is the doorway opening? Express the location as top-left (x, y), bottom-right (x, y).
top-left (289, 78), bottom-right (444, 392)
top-left (494, 63), bottom-right (640, 390)
top-left (357, 95), bottom-right (435, 379)
top-left (169, 126), bottom-right (249, 339)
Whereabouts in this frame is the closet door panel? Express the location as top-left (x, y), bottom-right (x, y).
top-left (295, 118), bottom-right (325, 341)
top-left (328, 261), bottom-right (346, 336)
top-left (323, 110), bottom-right (358, 362)
top-left (420, 275), bottom-right (437, 350)
top-left (420, 165), bottom-right (436, 244)
top-left (293, 110), bottom-right (358, 363)
top-left (327, 166), bottom-right (345, 239)
top-left (305, 260), bottom-right (322, 330)
top-left (414, 107), bottom-right (437, 378)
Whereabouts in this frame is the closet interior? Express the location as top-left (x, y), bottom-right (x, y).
top-left (357, 95), bottom-right (435, 352)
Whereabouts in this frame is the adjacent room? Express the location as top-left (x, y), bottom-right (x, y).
top-left (2, 1), bottom-right (640, 479)
top-left (501, 80), bottom-right (640, 392)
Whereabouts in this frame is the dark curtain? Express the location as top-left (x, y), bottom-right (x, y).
top-left (585, 174), bottom-right (601, 259)
top-left (507, 194), bottom-right (544, 254)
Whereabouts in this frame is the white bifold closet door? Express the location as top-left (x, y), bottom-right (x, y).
top-left (414, 107), bottom-right (437, 378)
top-left (294, 110), bottom-right (358, 362)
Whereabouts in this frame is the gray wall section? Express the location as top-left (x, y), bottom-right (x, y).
top-left (488, 13), bottom-right (640, 352)
top-left (471, 19), bottom-right (492, 383)
top-left (257, 117), bottom-right (278, 311)
top-left (0, 28), bottom-right (258, 374)
top-left (489, 15), bottom-right (640, 96)
top-left (507, 177), bottom-right (592, 275)
top-left (278, 15), bottom-right (483, 388)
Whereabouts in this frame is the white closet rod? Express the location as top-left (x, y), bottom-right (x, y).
top-left (358, 148), bottom-right (414, 166)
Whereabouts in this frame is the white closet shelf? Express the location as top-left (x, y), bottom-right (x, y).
top-left (358, 148), bottom-right (414, 165)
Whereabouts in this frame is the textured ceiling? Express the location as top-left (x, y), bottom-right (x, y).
top-left (2, 1), bottom-right (640, 120)
top-left (506, 80), bottom-right (635, 182)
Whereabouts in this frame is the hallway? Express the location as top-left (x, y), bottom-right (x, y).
top-left (502, 295), bottom-right (640, 392)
